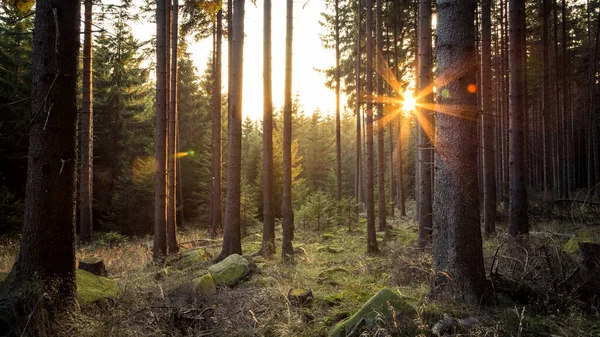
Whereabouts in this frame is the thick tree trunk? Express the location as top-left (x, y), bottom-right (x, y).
top-left (80, 0), bottom-right (94, 242)
top-left (541, 0), bottom-right (553, 201)
top-left (0, 0), bottom-right (81, 327)
top-left (508, 0), bottom-right (529, 237)
top-left (366, 0), bottom-right (379, 254)
top-left (481, 0), bottom-right (496, 237)
top-left (154, 0), bottom-right (168, 259)
top-left (261, 0), bottom-right (275, 255)
top-left (432, 0), bottom-right (487, 305)
top-left (220, 0), bottom-right (245, 260)
top-left (210, 10), bottom-right (223, 238)
top-left (282, 0), bottom-right (295, 262)
top-left (417, 0), bottom-right (433, 247)
top-left (355, 0), bottom-right (363, 210)
top-left (167, 0), bottom-right (180, 254)
top-left (376, 0), bottom-right (386, 231)
top-left (335, 0), bottom-right (342, 202)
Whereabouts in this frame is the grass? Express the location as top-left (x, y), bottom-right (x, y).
top-left (1, 207), bottom-right (599, 336)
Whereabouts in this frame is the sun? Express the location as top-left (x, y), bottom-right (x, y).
top-left (401, 89), bottom-right (416, 113)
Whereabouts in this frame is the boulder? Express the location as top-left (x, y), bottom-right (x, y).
top-left (78, 257), bottom-right (107, 276)
top-left (172, 248), bottom-right (211, 269)
top-left (287, 288), bottom-right (314, 307)
top-left (208, 254), bottom-right (250, 286)
top-left (330, 288), bottom-right (415, 337)
top-left (193, 272), bottom-right (217, 296)
top-left (76, 269), bottom-right (120, 304)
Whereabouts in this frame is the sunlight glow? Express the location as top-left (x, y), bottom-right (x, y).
top-left (401, 89), bottom-right (416, 113)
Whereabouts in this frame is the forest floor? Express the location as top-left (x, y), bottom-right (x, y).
top-left (1, 203), bottom-right (600, 336)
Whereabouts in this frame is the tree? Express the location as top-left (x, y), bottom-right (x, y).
top-left (219, 0), bottom-right (245, 260)
top-left (0, 0), bottom-right (80, 330)
top-left (335, 0), bottom-right (342, 202)
top-left (80, 0), bottom-right (94, 242)
top-left (376, 0), bottom-right (386, 232)
top-left (541, 0), bottom-right (553, 202)
top-left (365, 0), bottom-right (379, 254)
top-left (282, 0), bottom-right (295, 262)
top-left (432, 0), bottom-right (487, 305)
top-left (508, 0), bottom-right (528, 237)
top-left (481, 0), bottom-right (496, 237)
top-left (168, 0), bottom-right (180, 253)
top-left (355, 0), bottom-right (363, 209)
top-left (416, 0), bottom-right (433, 248)
top-left (261, 0), bottom-right (276, 255)
top-left (209, 9), bottom-right (223, 238)
top-left (155, 0), bottom-right (169, 259)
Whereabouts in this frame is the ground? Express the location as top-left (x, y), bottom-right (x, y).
top-left (0, 202), bottom-right (599, 336)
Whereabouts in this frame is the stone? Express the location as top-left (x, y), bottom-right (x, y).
top-left (76, 269), bottom-right (120, 304)
top-left (288, 288), bottom-right (314, 307)
top-left (172, 248), bottom-right (211, 269)
top-left (208, 254), bottom-right (250, 286)
top-left (78, 257), bottom-right (107, 276)
top-left (330, 288), bottom-right (416, 337)
top-left (193, 272), bottom-right (217, 296)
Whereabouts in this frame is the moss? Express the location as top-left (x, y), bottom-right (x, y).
top-left (321, 233), bottom-right (335, 241)
top-left (193, 272), bottom-right (216, 295)
top-left (563, 236), bottom-right (595, 254)
top-left (172, 248), bottom-right (211, 269)
top-left (208, 254), bottom-right (250, 286)
top-left (76, 269), bottom-right (120, 304)
top-left (330, 288), bottom-right (416, 337)
top-left (80, 257), bottom-right (102, 264)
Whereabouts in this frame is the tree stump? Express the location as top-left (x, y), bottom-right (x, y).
top-left (78, 257), bottom-right (107, 276)
top-left (287, 288), bottom-right (314, 307)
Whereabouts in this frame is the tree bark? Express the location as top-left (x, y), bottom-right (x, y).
top-left (376, 0), bottom-right (386, 231)
top-left (335, 0), bottom-right (342, 202)
top-left (210, 9), bottom-right (223, 238)
top-left (167, 0), bottom-right (180, 254)
top-left (481, 0), bottom-right (496, 237)
top-left (220, 0), bottom-right (245, 260)
top-left (366, 0), bottom-right (379, 254)
top-left (261, 0), bottom-right (275, 255)
top-left (355, 0), bottom-right (363, 210)
top-left (432, 0), bottom-right (487, 305)
top-left (417, 0), bottom-right (433, 247)
top-left (508, 0), bottom-right (529, 237)
top-left (154, 0), bottom-right (168, 259)
top-left (541, 0), bottom-right (553, 201)
top-left (0, 0), bottom-right (81, 325)
top-left (282, 0), bottom-right (295, 262)
top-left (80, 0), bottom-right (94, 242)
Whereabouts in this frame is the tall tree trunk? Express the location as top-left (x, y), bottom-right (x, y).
top-left (282, 0), bottom-right (295, 262)
top-left (433, 0), bottom-right (487, 305)
top-left (220, 0), bottom-right (245, 260)
top-left (417, 0), bottom-right (433, 247)
top-left (335, 0), bottom-right (342, 202)
top-left (541, 0), bottom-right (553, 201)
top-left (210, 9), bottom-right (223, 238)
top-left (355, 0), bottom-right (363, 211)
top-left (167, 0), bottom-right (180, 253)
top-left (80, 0), bottom-right (94, 242)
top-left (261, 0), bottom-right (275, 255)
top-left (394, 17), bottom-right (406, 217)
top-left (0, 0), bottom-right (80, 326)
top-left (154, 0), bottom-right (168, 259)
top-left (508, 0), bottom-right (529, 236)
top-left (376, 0), bottom-right (386, 231)
top-left (481, 0), bottom-right (496, 237)
top-left (366, 0), bottom-right (379, 254)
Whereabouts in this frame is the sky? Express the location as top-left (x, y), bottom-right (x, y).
top-left (129, 1), bottom-right (344, 121)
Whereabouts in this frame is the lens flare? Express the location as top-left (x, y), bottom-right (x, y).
top-left (175, 152), bottom-right (190, 159)
top-left (402, 90), bottom-right (416, 113)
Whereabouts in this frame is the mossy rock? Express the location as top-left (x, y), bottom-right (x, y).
top-left (76, 269), bottom-right (120, 304)
top-left (208, 254), bottom-right (250, 286)
top-left (193, 272), bottom-right (216, 296)
top-left (330, 288), bottom-right (416, 337)
top-left (563, 236), bottom-right (596, 254)
top-left (172, 248), bottom-right (211, 269)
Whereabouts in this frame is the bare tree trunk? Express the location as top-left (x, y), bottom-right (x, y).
top-left (261, 0), bottom-right (275, 255)
top-left (282, 0), bottom-right (295, 262)
top-left (355, 0), bottom-right (363, 212)
top-left (219, 0), bottom-right (245, 260)
top-left (394, 17), bottom-right (406, 217)
top-left (508, 0), bottom-right (529, 237)
top-left (80, 0), bottom-right (94, 242)
top-left (335, 0), bottom-right (342, 202)
top-left (541, 0), bottom-right (553, 201)
top-left (376, 0), bottom-right (386, 231)
top-left (417, 0), bottom-right (433, 247)
top-left (154, 0), bottom-right (168, 259)
top-left (167, 0), bottom-right (179, 253)
top-left (366, 0), bottom-right (379, 254)
top-left (432, 0), bottom-right (487, 305)
top-left (210, 10), bottom-right (223, 238)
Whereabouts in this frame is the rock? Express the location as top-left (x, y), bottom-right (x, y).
top-left (76, 269), bottom-right (120, 304)
top-left (78, 257), bottom-right (107, 276)
top-left (330, 288), bottom-right (415, 337)
top-left (288, 288), bottom-right (314, 307)
top-left (172, 248), bottom-right (212, 269)
top-left (321, 233), bottom-right (335, 241)
top-left (208, 254), bottom-right (250, 286)
top-left (193, 272), bottom-right (217, 296)
top-left (155, 267), bottom-right (186, 280)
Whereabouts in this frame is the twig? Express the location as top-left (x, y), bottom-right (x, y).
top-left (16, 73), bottom-right (58, 145)
top-left (42, 103), bottom-right (54, 130)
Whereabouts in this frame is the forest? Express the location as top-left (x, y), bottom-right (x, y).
top-left (0, 0), bottom-right (600, 336)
